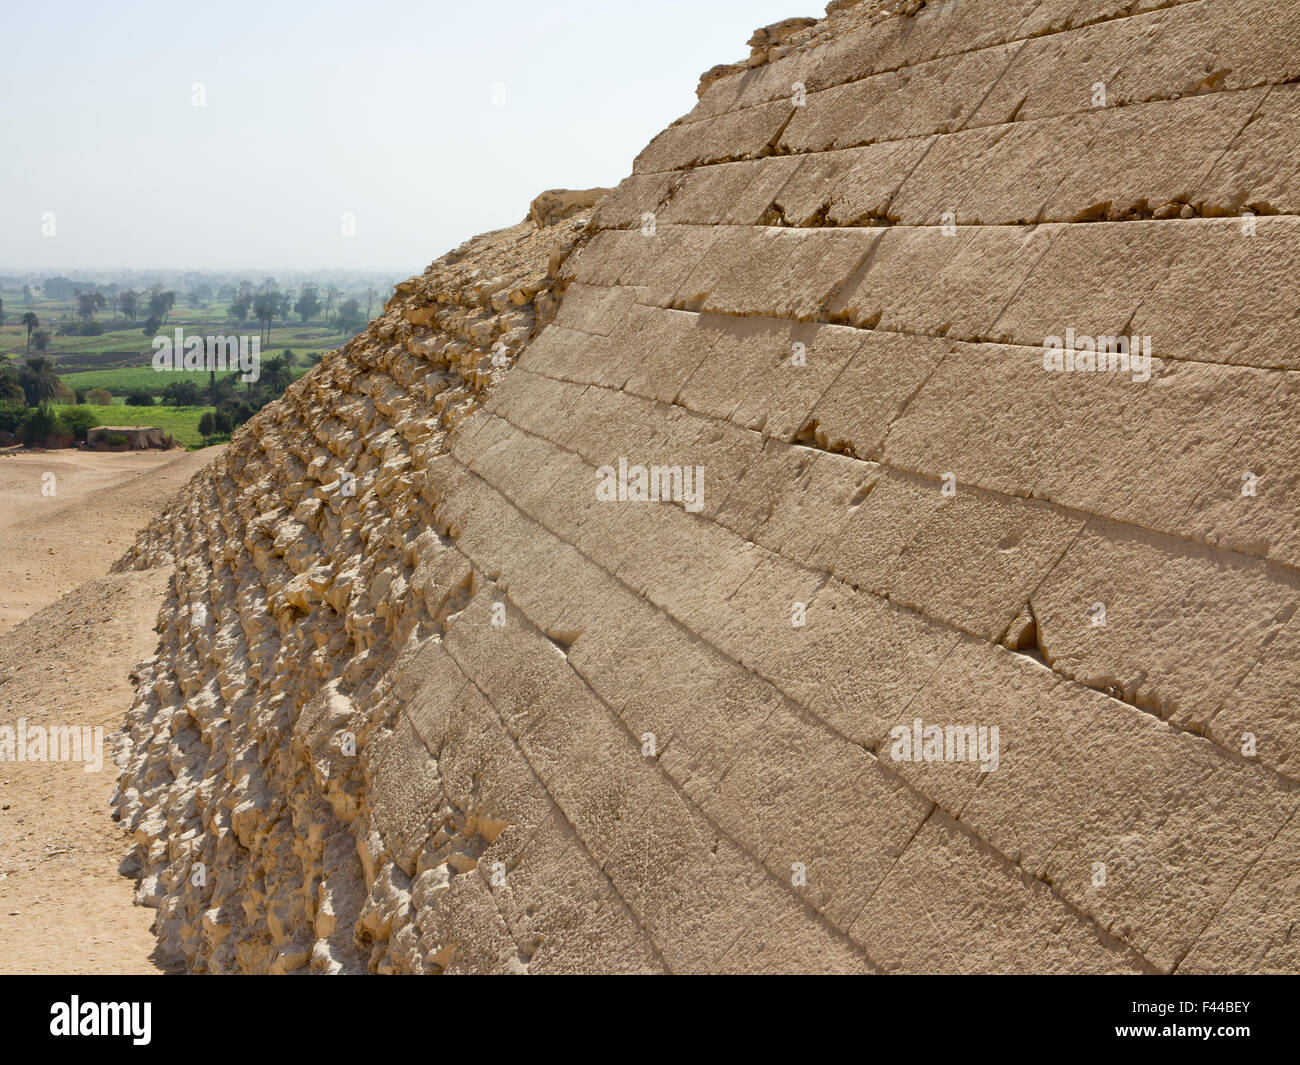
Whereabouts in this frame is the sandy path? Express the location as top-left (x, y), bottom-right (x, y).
top-left (0, 448), bottom-right (217, 634)
top-left (0, 446), bottom-right (220, 973)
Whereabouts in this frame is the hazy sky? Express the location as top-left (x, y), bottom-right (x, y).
top-left (0, 0), bottom-right (810, 275)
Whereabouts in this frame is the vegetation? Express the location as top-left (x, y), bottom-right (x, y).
top-left (55, 404), bottom-right (99, 441)
top-left (0, 272), bottom-right (392, 450)
top-left (21, 311), bottom-right (39, 353)
top-left (19, 404), bottom-right (61, 444)
top-left (161, 379), bottom-right (203, 406)
top-left (111, 404), bottom-right (212, 449)
top-left (0, 399), bottom-right (25, 433)
top-left (18, 356), bottom-right (60, 405)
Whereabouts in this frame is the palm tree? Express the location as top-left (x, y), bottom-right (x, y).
top-left (252, 286), bottom-right (285, 347)
top-left (261, 355), bottom-right (292, 394)
top-left (21, 312), bottom-right (39, 354)
top-left (21, 356), bottom-right (59, 404)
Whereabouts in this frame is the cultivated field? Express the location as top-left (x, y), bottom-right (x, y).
top-left (0, 284), bottom-right (380, 447)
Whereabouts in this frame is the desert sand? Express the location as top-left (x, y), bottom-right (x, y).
top-left (0, 448), bottom-right (217, 634)
top-left (0, 446), bottom-right (219, 973)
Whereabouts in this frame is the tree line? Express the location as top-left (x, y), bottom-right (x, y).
top-left (10, 278), bottom-right (374, 347)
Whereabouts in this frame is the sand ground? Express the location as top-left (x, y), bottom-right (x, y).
top-left (0, 448), bottom-right (215, 634)
top-left (0, 446), bottom-right (220, 973)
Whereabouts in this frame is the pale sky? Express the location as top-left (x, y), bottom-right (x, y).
top-left (0, 0), bottom-right (811, 275)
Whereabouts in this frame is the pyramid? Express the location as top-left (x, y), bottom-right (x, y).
top-left (113, 0), bottom-right (1300, 973)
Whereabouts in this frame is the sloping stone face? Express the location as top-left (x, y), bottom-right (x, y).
top-left (114, 0), bottom-right (1299, 974)
top-left (111, 211), bottom-right (604, 973)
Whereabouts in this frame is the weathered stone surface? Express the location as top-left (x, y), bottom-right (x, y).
top-left (633, 100), bottom-right (794, 174)
top-left (675, 316), bottom-right (864, 440)
top-left (1030, 519), bottom-right (1300, 730)
top-left (879, 341), bottom-right (1300, 568)
top-left (1207, 611), bottom-right (1300, 780)
top-left (885, 639), bottom-right (1298, 971)
top-left (1194, 82), bottom-right (1300, 215)
top-left (657, 156), bottom-right (803, 226)
top-left (828, 224), bottom-right (1051, 339)
top-left (849, 811), bottom-right (1149, 974)
top-left (669, 226), bottom-right (878, 319)
top-left (1178, 806), bottom-right (1300, 974)
top-left (890, 90), bottom-right (1271, 225)
top-left (968, 0), bottom-right (1300, 127)
top-left (529, 187), bottom-right (613, 228)
top-left (797, 330), bottom-right (951, 456)
top-left (738, 139), bottom-right (934, 226)
top-left (780, 42), bottom-right (1025, 153)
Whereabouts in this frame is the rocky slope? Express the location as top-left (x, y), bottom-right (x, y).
top-left (113, 0), bottom-right (1299, 973)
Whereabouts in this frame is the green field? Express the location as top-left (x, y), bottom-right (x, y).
top-left (0, 290), bottom-right (363, 390)
top-left (0, 278), bottom-right (394, 451)
top-left (11, 400), bottom-right (224, 449)
top-left (95, 401), bottom-right (217, 449)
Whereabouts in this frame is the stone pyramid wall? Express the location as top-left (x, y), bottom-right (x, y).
top-left (114, 0), bottom-right (1300, 973)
